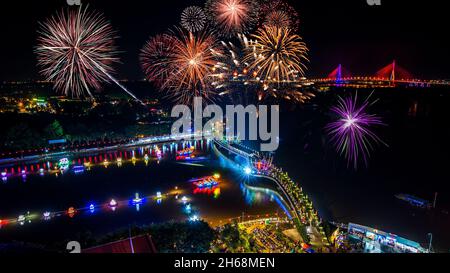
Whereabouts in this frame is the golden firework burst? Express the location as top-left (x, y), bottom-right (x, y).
top-left (243, 26), bottom-right (309, 84)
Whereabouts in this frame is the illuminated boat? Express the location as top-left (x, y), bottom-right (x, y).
top-left (191, 176), bottom-right (219, 188)
top-left (72, 165), bottom-right (85, 174)
top-left (177, 147), bottom-right (194, 156)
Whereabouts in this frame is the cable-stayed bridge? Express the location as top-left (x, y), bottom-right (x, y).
top-left (307, 61), bottom-right (450, 88)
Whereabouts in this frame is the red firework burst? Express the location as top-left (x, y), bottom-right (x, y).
top-left (140, 29), bottom-right (222, 104)
top-left (140, 34), bottom-right (177, 88)
top-left (259, 0), bottom-right (300, 31)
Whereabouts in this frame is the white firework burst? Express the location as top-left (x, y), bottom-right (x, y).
top-left (181, 6), bottom-right (207, 33)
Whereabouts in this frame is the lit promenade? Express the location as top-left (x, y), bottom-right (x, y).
top-left (213, 139), bottom-right (329, 247)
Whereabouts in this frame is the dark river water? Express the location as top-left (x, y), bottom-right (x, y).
top-left (272, 88), bottom-right (450, 252)
top-left (0, 141), bottom-right (286, 248)
top-left (1, 88), bottom-right (449, 252)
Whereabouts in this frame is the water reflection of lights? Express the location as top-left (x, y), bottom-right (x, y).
top-left (240, 183), bottom-right (293, 219)
top-left (0, 141), bottom-right (215, 228)
top-left (1, 189), bottom-right (195, 229)
top-left (84, 162), bottom-right (91, 170)
top-left (193, 186), bottom-right (221, 199)
top-left (0, 219), bottom-right (9, 228)
top-left (213, 188), bottom-right (221, 199)
top-left (0, 140), bottom-right (208, 182)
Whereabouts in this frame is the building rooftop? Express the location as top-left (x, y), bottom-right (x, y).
top-left (83, 234), bottom-right (157, 254)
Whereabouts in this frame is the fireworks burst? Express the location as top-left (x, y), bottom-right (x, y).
top-left (141, 28), bottom-right (222, 104)
top-left (181, 6), bottom-right (207, 33)
top-left (36, 6), bottom-right (117, 98)
top-left (36, 6), bottom-right (142, 103)
top-left (325, 94), bottom-right (387, 169)
top-left (243, 26), bottom-right (309, 85)
top-left (140, 34), bottom-right (177, 89)
top-left (210, 35), bottom-right (252, 96)
top-left (205, 0), bottom-right (259, 37)
top-left (259, 0), bottom-right (299, 31)
top-left (210, 34), bottom-right (312, 103)
top-left (264, 11), bottom-right (294, 29)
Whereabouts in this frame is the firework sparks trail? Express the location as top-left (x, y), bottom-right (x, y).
top-left (181, 6), bottom-right (207, 33)
top-left (325, 93), bottom-right (387, 169)
top-left (141, 28), bottom-right (222, 104)
top-left (36, 6), bottom-right (143, 104)
top-left (206, 0), bottom-right (259, 37)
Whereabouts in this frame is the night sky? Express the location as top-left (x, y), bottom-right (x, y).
top-left (0, 0), bottom-right (449, 81)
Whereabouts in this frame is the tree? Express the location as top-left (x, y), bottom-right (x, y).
top-left (44, 120), bottom-right (64, 140)
top-left (4, 123), bottom-right (44, 150)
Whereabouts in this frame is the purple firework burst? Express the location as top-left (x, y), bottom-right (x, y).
top-left (325, 94), bottom-right (387, 169)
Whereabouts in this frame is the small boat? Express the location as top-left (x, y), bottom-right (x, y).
top-left (395, 193), bottom-right (432, 209)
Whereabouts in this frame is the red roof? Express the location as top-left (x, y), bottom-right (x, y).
top-left (83, 234), bottom-right (157, 253)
